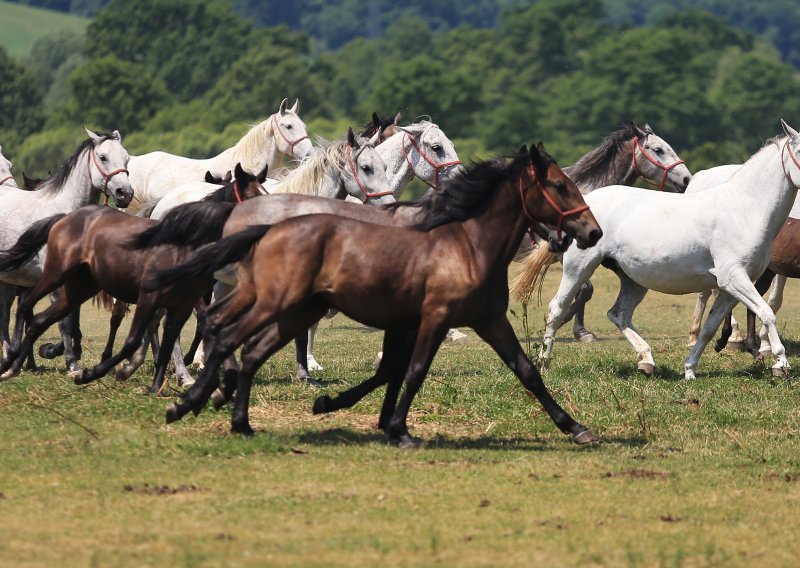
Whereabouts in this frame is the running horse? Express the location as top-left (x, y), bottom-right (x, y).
top-left (142, 144), bottom-right (603, 445)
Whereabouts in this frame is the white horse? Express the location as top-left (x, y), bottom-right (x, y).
top-left (126, 98), bottom-right (313, 212)
top-left (0, 145), bottom-right (18, 188)
top-left (539, 120), bottom-right (800, 380)
top-left (685, 164), bottom-right (800, 350)
top-left (0, 127), bottom-right (133, 374)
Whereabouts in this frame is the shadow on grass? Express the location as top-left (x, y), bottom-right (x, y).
top-left (297, 427), bottom-right (648, 452)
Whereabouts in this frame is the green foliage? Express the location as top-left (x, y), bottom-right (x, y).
top-left (84, 0), bottom-right (254, 101)
top-left (0, 45), bottom-right (44, 142)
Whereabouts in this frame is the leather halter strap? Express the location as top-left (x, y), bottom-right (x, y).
top-left (347, 145), bottom-right (393, 203)
top-left (519, 165), bottom-right (589, 240)
top-left (781, 139), bottom-right (800, 188)
top-left (87, 146), bottom-right (129, 206)
top-left (632, 136), bottom-right (684, 191)
top-left (401, 132), bottom-right (462, 191)
top-left (232, 181), bottom-right (243, 203)
top-left (0, 175), bottom-right (14, 186)
top-left (272, 114), bottom-right (310, 160)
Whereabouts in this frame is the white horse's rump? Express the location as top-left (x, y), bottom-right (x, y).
top-left (127, 99), bottom-right (312, 212)
top-left (540, 121), bottom-right (800, 379)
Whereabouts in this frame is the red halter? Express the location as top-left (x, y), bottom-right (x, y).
top-left (87, 146), bottom-right (129, 206)
top-left (347, 145), bottom-right (394, 203)
top-left (781, 139), bottom-right (800, 188)
top-left (0, 175), bottom-right (14, 186)
top-left (519, 165), bottom-right (590, 241)
top-left (401, 132), bottom-right (462, 192)
top-left (272, 114), bottom-right (310, 160)
top-left (232, 181), bottom-right (243, 203)
top-left (631, 137), bottom-right (684, 191)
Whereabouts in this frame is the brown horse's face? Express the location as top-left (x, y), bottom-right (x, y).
top-left (525, 144), bottom-right (602, 252)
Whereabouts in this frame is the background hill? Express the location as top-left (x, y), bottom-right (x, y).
top-left (0, 0), bottom-right (88, 59)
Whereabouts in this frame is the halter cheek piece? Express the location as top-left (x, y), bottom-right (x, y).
top-left (401, 132), bottom-right (462, 192)
top-left (781, 139), bottom-right (800, 188)
top-left (519, 165), bottom-right (590, 241)
top-left (0, 175), bottom-right (13, 186)
top-left (632, 137), bottom-right (684, 191)
top-left (272, 114), bottom-right (310, 160)
top-left (87, 146), bottom-right (129, 206)
top-left (347, 145), bottom-right (394, 203)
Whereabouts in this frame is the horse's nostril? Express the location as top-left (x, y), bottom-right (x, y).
top-left (683, 176), bottom-right (691, 187)
top-left (589, 229), bottom-right (602, 244)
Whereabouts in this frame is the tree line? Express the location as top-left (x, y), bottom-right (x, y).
top-left (2, 0), bottom-right (800, 180)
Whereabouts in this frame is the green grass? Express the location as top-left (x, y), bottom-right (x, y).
top-left (1, 267), bottom-right (800, 566)
top-left (0, 1), bottom-right (88, 60)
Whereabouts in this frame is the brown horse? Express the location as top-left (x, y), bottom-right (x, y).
top-left (0, 164), bottom-right (266, 390)
top-left (145, 144), bottom-right (602, 446)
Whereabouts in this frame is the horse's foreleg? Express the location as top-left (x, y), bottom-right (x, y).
top-left (100, 299), bottom-right (128, 362)
top-left (717, 268), bottom-right (788, 377)
top-left (307, 320), bottom-right (323, 372)
top-left (115, 317), bottom-right (159, 381)
top-left (56, 303), bottom-right (82, 374)
top-left (688, 289), bottom-right (712, 346)
top-left (474, 315), bottom-right (595, 443)
top-left (151, 305), bottom-right (194, 394)
top-left (758, 272), bottom-right (782, 357)
top-left (684, 292), bottom-right (739, 379)
top-left (606, 273), bottom-right (653, 375)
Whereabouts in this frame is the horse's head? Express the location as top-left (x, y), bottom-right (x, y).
top-left (344, 127), bottom-right (394, 205)
top-left (780, 119), bottom-right (800, 187)
top-left (232, 163), bottom-right (269, 201)
top-left (84, 127), bottom-right (134, 208)
top-left (630, 121), bottom-right (692, 192)
top-left (0, 145), bottom-right (17, 188)
top-left (396, 121), bottom-right (462, 191)
top-left (364, 112), bottom-right (402, 143)
top-left (524, 143), bottom-right (602, 252)
top-left (273, 98), bottom-right (314, 162)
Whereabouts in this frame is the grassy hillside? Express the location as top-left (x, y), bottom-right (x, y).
top-left (0, 1), bottom-right (88, 59)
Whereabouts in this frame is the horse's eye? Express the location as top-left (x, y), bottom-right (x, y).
top-left (654, 147), bottom-right (664, 155)
top-left (285, 124), bottom-right (293, 130)
top-left (361, 165), bottom-right (372, 174)
top-left (99, 155), bottom-right (108, 162)
top-left (431, 144), bottom-right (442, 152)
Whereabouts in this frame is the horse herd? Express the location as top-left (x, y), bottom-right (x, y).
top-left (0, 99), bottom-right (797, 446)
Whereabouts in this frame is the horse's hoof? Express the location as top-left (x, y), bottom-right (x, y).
top-left (772, 366), bottom-right (790, 379)
top-left (389, 434), bottom-right (424, 449)
top-left (312, 395), bottom-right (332, 415)
top-left (684, 369), bottom-right (697, 381)
top-left (165, 403), bottom-right (181, 424)
top-left (294, 371), bottom-right (321, 388)
top-left (373, 351), bottom-right (383, 371)
top-left (306, 357), bottom-right (324, 372)
top-left (211, 389), bottom-right (228, 410)
top-left (71, 369), bottom-right (88, 384)
top-left (687, 339), bottom-right (697, 348)
top-left (573, 429), bottom-right (599, 445)
top-left (0, 368), bottom-right (17, 382)
top-left (637, 362), bottom-right (655, 377)
top-left (231, 422), bottom-right (255, 437)
top-left (114, 366), bottom-right (131, 381)
top-left (727, 341), bottom-right (745, 352)
top-left (38, 343), bottom-right (58, 359)
top-left (446, 328), bottom-right (470, 344)
top-left (574, 331), bottom-right (597, 343)
top-left (178, 375), bottom-right (196, 389)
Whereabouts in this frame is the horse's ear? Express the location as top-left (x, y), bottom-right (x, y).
top-left (519, 144), bottom-right (528, 154)
top-left (372, 112), bottom-right (381, 128)
top-left (347, 127), bottom-right (357, 148)
top-left (279, 98), bottom-right (288, 116)
top-left (781, 119), bottom-right (799, 140)
top-left (642, 123), bottom-right (653, 134)
top-left (83, 126), bottom-right (102, 144)
top-left (111, 129), bottom-right (122, 142)
top-left (204, 171), bottom-right (215, 183)
top-left (224, 171), bottom-right (232, 182)
top-left (394, 112), bottom-right (402, 126)
top-left (257, 163), bottom-right (269, 183)
top-left (368, 128), bottom-right (381, 147)
top-left (234, 163), bottom-right (246, 181)
top-left (530, 142), bottom-right (554, 178)
top-left (290, 99), bottom-right (300, 114)
top-left (630, 121), bottom-right (648, 140)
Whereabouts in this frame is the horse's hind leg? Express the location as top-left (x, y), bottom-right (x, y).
top-left (57, 303), bottom-right (83, 375)
top-left (540, 251), bottom-right (603, 368)
top-left (606, 272), bottom-right (654, 376)
top-left (570, 281), bottom-right (597, 343)
top-left (151, 305), bottom-right (194, 394)
top-left (115, 316), bottom-right (160, 381)
top-left (101, 299), bottom-right (128, 362)
top-left (688, 289), bottom-right (712, 346)
top-left (757, 272), bottom-right (783, 357)
top-left (684, 291), bottom-right (739, 379)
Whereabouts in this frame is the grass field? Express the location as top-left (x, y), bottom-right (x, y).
top-left (1, 266), bottom-right (799, 566)
top-left (0, 1), bottom-right (88, 59)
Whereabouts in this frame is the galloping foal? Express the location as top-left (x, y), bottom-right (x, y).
top-left (144, 144), bottom-right (603, 446)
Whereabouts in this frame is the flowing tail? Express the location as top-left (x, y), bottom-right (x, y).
top-left (129, 201), bottom-right (237, 249)
top-left (0, 213), bottom-right (66, 272)
top-left (509, 245), bottom-right (559, 304)
top-left (141, 225), bottom-right (271, 291)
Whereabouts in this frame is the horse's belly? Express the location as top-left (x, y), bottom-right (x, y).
top-left (618, 263), bottom-right (717, 295)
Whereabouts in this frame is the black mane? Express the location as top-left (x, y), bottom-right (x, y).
top-left (391, 152), bottom-right (530, 231)
top-left (564, 122), bottom-right (640, 188)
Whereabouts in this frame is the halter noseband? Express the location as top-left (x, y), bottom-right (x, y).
top-left (0, 174), bottom-right (14, 186)
top-left (781, 139), bottom-right (800, 188)
top-left (87, 146), bottom-right (129, 206)
top-left (632, 137), bottom-right (684, 191)
top-left (347, 145), bottom-right (393, 203)
top-left (519, 164), bottom-right (590, 241)
top-left (401, 132), bottom-right (462, 192)
top-left (272, 114), bottom-right (310, 160)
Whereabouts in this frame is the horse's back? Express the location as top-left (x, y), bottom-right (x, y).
top-left (149, 181), bottom-right (222, 220)
top-left (128, 152), bottom-right (216, 211)
top-left (685, 164), bottom-right (739, 194)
